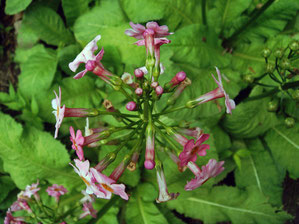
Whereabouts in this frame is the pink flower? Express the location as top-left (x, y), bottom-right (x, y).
top-left (179, 134), bottom-right (210, 167)
top-left (23, 180), bottom-right (40, 199)
top-left (51, 87), bottom-right (65, 139)
top-left (126, 101), bottom-right (137, 111)
top-left (178, 127), bottom-right (202, 139)
top-left (80, 190), bottom-right (95, 204)
top-left (68, 35), bottom-right (112, 82)
top-left (79, 202), bottom-right (97, 219)
top-left (185, 160), bottom-right (224, 191)
top-left (156, 164), bottom-right (179, 203)
top-left (4, 209), bottom-right (25, 224)
top-left (70, 126), bottom-right (85, 161)
top-left (125, 21), bottom-right (171, 40)
top-left (144, 125), bottom-right (155, 170)
top-left (70, 159), bottom-right (106, 198)
top-left (90, 168), bottom-right (129, 200)
top-left (194, 67), bottom-right (235, 114)
top-left (46, 184), bottom-right (68, 202)
top-left (10, 198), bottom-right (32, 213)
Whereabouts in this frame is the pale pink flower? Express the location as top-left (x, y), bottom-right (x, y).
top-left (185, 160), bottom-right (224, 191)
top-left (51, 87), bottom-right (65, 139)
top-left (70, 126), bottom-right (85, 161)
top-left (179, 134), bottom-right (210, 167)
top-left (79, 202), bottom-right (97, 219)
top-left (156, 165), bottom-right (179, 203)
top-left (80, 190), bottom-right (95, 204)
top-left (126, 101), bottom-right (137, 111)
top-left (178, 127), bottom-right (202, 139)
top-left (90, 168), bottom-right (129, 200)
top-left (23, 180), bottom-right (40, 199)
top-left (11, 199), bottom-right (32, 213)
top-left (70, 159), bottom-right (106, 198)
top-left (121, 72), bottom-right (133, 84)
top-left (46, 184), bottom-right (68, 202)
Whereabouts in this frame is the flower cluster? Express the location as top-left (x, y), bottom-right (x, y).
top-left (5, 181), bottom-right (99, 223)
top-left (51, 21), bottom-right (235, 207)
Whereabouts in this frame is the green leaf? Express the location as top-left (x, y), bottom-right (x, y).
top-left (0, 176), bottom-right (16, 204)
top-left (61, 0), bottom-right (90, 26)
top-left (5, 0), bottom-right (32, 15)
top-left (74, 0), bottom-right (145, 67)
top-left (235, 140), bottom-right (285, 206)
top-left (125, 185), bottom-right (169, 224)
top-left (210, 125), bottom-right (232, 153)
top-left (18, 46), bottom-right (57, 99)
top-left (0, 112), bottom-right (79, 189)
top-left (58, 44), bottom-right (82, 75)
top-left (24, 5), bottom-right (74, 46)
top-left (222, 86), bottom-right (278, 138)
top-left (264, 123), bottom-right (299, 179)
top-left (167, 186), bottom-right (292, 224)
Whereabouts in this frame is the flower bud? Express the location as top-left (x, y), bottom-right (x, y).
top-left (281, 59), bottom-right (291, 70)
top-left (134, 68), bottom-right (144, 78)
top-left (274, 49), bottom-right (284, 58)
top-left (267, 100), bottom-right (278, 112)
top-left (285, 117), bottom-right (295, 128)
top-left (261, 48), bottom-right (271, 58)
top-left (289, 40), bottom-right (299, 51)
top-left (266, 63), bottom-right (275, 73)
top-left (135, 87), bottom-right (143, 96)
top-left (243, 74), bottom-right (254, 84)
top-left (151, 81), bottom-right (158, 88)
top-left (155, 86), bottom-right (163, 96)
top-left (126, 101), bottom-right (137, 111)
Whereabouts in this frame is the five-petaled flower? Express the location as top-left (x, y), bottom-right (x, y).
top-left (23, 180), bottom-right (40, 199)
top-left (52, 87), bottom-right (65, 139)
top-left (185, 159), bottom-right (224, 191)
top-left (90, 168), bottom-right (129, 200)
top-left (46, 184), bottom-right (68, 202)
top-left (70, 126), bottom-right (85, 161)
top-left (79, 202), bottom-right (97, 219)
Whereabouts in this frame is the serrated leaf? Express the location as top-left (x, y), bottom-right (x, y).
top-left (264, 123), bottom-right (299, 179)
top-left (5, 0), bottom-right (32, 15)
top-left (18, 47), bottom-right (57, 99)
top-left (0, 112), bottom-right (79, 189)
top-left (24, 5), bottom-right (74, 46)
top-left (235, 149), bottom-right (285, 207)
top-left (167, 186), bottom-right (292, 224)
top-left (222, 86), bottom-right (278, 138)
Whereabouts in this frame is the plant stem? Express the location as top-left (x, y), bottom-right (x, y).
top-left (201, 0), bottom-right (207, 26)
top-left (224, 0), bottom-right (275, 46)
top-left (153, 105), bottom-right (187, 116)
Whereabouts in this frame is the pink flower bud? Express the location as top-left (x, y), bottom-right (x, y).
top-left (126, 101), bottom-right (137, 111)
top-left (144, 160), bottom-right (155, 170)
top-left (135, 87), bottom-right (143, 96)
top-left (85, 60), bottom-right (96, 71)
top-left (134, 68), bottom-right (144, 78)
top-left (176, 71), bottom-right (186, 82)
top-left (155, 86), bottom-right (163, 95)
top-left (151, 81), bottom-right (158, 88)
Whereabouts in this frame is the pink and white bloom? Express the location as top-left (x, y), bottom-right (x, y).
top-left (80, 190), bottom-right (95, 204)
top-left (23, 180), bottom-right (40, 199)
top-left (70, 126), bottom-right (85, 161)
top-left (90, 168), bottom-right (129, 200)
top-left (121, 72), bottom-right (133, 85)
top-left (156, 164), bottom-right (179, 203)
top-left (46, 184), bottom-right (68, 202)
top-left (4, 209), bottom-right (25, 224)
top-left (79, 202), bottom-right (97, 219)
top-left (70, 159), bottom-right (106, 198)
top-left (52, 87), bottom-right (65, 139)
top-left (193, 67), bottom-right (235, 114)
top-left (178, 127), bottom-right (202, 139)
top-left (11, 198), bottom-right (32, 213)
top-left (179, 134), bottom-right (210, 167)
top-left (185, 160), bottom-right (224, 191)
top-left (126, 101), bottom-right (137, 111)
top-left (69, 35), bottom-right (112, 83)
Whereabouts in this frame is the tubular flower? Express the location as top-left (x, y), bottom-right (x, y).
top-left (70, 159), bottom-right (106, 198)
top-left (52, 87), bottom-right (65, 139)
top-left (70, 126), bottom-right (85, 161)
top-left (192, 67), bottom-right (235, 114)
top-left (185, 160), bottom-right (225, 191)
top-left (69, 35), bottom-right (112, 82)
top-left (156, 163), bottom-right (179, 203)
top-left (46, 184), bottom-right (68, 202)
top-left (79, 202), bottom-right (97, 219)
top-left (179, 133), bottom-right (210, 167)
top-left (4, 209), bottom-right (25, 224)
top-left (90, 168), bottom-right (129, 200)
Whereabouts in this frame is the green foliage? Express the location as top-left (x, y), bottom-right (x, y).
top-left (0, 112), bottom-right (79, 189)
top-left (264, 123), bottom-right (299, 179)
top-left (167, 186), bottom-right (292, 224)
top-left (5, 0), bottom-right (32, 15)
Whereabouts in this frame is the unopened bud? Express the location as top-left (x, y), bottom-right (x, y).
top-left (151, 81), bottom-right (158, 88)
top-left (135, 87), bottom-right (143, 96)
top-left (267, 100), bottom-right (278, 112)
top-left (285, 117), bottom-right (295, 128)
top-left (134, 68), bottom-right (144, 78)
top-left (243, 74), bottom-right (254, 84)
top-left (261, 48), bottom-right (271, 58)
top-left (126, 101), bottom-right (137, 111)
top-left (274, 49), bottom-right (284, 58)
top-left (155, 86), bottom-right (163, 96)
